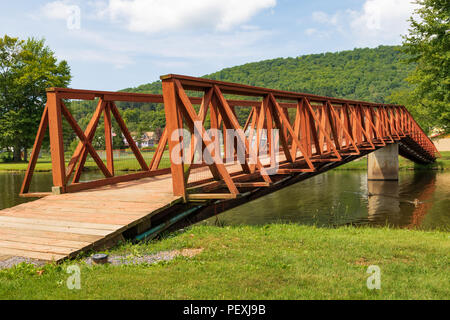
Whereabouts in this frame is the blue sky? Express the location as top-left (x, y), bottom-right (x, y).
top-left (0, 0), bottom-right (418, 91)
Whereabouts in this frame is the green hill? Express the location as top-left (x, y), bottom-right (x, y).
top-left (126, 45), bottom-right (413, 104)
top-left (70, 45), bottom-right (415, 149)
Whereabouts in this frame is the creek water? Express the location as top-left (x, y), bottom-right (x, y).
top-left (1, 170), bottom-right (449, 231)
top-left (201, 170), bottom-right (450, 230)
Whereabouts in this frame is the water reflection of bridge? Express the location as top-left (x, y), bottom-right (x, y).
top-left (190, 171), bottom-right (439, 229)
top-left (367, 172), bottom-right (437, 228)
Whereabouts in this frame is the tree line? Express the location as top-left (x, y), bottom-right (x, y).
top-left (0, 0), bottom-right (448, 162)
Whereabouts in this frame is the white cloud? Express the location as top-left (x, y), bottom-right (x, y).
top-left (350, 0), bottom-right (418, 38)
top-left (50, 25), bottom-right (277, 70)
top-left (304, 28), bottom-right (330, 38)
top-left (312, 11), bottom-right (339, 25)
top-left (41, 0), bottom-right (79, 20)
top-left (310, 0), bottom-right (419, 46)
top-left (100, 0), bottom-right (276, 33)
top-left (147, 29), bottom-right (276, 59)
top-left (36, 0), bottom-right (279, 70)
top-left (241, 25), bottom-right (261, 31)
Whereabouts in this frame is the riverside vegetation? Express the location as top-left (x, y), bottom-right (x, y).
top-left (1, 151), bottom-right (449, 173)
top-left (0, 225), bottom-right (448, 300)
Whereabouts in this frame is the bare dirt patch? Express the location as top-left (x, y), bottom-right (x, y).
top-left (355, 257), bottom-right (372, 266)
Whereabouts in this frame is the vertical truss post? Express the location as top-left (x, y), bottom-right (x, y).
top-left (20, 105), bottom-right (49, 195)
top-left (325, 101), bottom-right (341, 150)
top-left (104, 102), bottom-right (114, 176)
top-left (162, 79), bottom-right (187, 198)
top-left (301, 99), bottom-right (312, 158)
top-left (47, 91), bottom-right (66, 193)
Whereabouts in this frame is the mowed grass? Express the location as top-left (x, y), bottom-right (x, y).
top-left (0, 151), bottom-right (172, 172)
top-left (0, 225), bottom-right (448, 300)
top-left (1, 151), bottom-right (449, 173)
top-left (338, 151), bottom-right (450, 171)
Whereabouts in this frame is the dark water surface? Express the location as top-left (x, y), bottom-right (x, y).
top-left (0, 171), bottom-right (103, 210)
top-left (202, 170), bottom-right (450, 231)
top-left (1, 170), bottom-right (449, 231)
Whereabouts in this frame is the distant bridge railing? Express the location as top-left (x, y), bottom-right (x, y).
top-left (159, 74), bottom-right (438, 199)
top-left (20, 75), bottom-right (438, 199)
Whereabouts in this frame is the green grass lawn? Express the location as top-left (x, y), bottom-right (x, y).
top-left (1, 151), bottom-right (449, 173)
top-left (0, 225), bottom-right (448, 300)
top-left (329, 151), bottom-right (450, 171)
top-left (0, 151), bottom-right (172, 172)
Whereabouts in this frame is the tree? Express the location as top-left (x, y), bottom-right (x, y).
top-left (0, 35), bottom-right (71, 161)
top-left (402, 0), bottom-right (450, 132)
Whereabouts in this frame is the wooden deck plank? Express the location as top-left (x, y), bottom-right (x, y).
top-left (0, 247), bottom-right (65, 262)
top-left (0, 240), bottom-right (76, 255)
top-left (0, 227), bottom-right (103, 242)
top-left (0, 211), bottom-right (142, 225)
top-left (0, 216), bottom-right (122, 231)
top-left (0, 203), bottom-right (156, 215)
top-left (0, 254), bottom-right (11, 262)
top-left (0, 222), bottom-right (113, 236)
top-left (0, 234), bottom-right (91, 249)
top-left (38, 197), bottom-right (178, 205)
top-left (31, 199), bottom-right (170, 210)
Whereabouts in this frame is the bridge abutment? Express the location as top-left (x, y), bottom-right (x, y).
top-left (367, 143), bottom-right (399, 181)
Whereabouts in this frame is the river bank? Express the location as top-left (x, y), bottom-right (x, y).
top-left (1, 151), bottom-right (449, 172)
top-left (338, 151), bottom-right (450, 171)
top-left (0, 224), bottom-right (448, 299)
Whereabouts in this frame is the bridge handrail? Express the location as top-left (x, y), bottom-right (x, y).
top-left (20, 86), bottom-right (273, 196)
top-left (160, 74), bottom-right (438, 199)
top-left (20, 75), bottom-right (438, 198)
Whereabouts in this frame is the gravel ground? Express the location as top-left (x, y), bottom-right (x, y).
top-left (0, 248), bottom-right (204, 269)
top-left (84, 248), bottom-right (204, 266)
top-left (0, 256), bottom-right (46, 269)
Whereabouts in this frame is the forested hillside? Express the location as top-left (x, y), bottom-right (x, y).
top-left (128, 45), bottom-right (413, 103)
top-left (70, 45), bottom-right (416, 150)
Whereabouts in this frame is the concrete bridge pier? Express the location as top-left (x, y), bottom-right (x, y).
top-left (367, 143), bottom-right (399, 181)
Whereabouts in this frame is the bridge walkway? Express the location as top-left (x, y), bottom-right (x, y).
top-left (0, 155), bottom-right (274, 261)
top-left (0, 173), bottom-right (178, 261)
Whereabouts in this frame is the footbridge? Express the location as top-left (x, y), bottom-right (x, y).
top-left (0, 75), bottom-right (439, 262)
